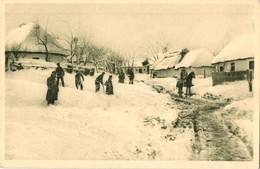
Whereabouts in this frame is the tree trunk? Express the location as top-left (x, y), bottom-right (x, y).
top-left (44, 45), bottom-right (49, 62)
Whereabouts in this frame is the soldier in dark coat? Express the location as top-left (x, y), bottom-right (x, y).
top-left (46, 71), bottom-right (59, 105)
top-left (128, 68), bottom-right (135, 84)
top-left (56, 63), bottom-right (65, 87)
top-left (105, 75), bottom-right (114, 95)
top-left (176, 68), bottom-right (188, 97)
top-left (75, 70), bottom-right (85, 90)
top-left (95, 72), bottom-right (105, 93)
top-left (118, 69), bottom-right (125, 83)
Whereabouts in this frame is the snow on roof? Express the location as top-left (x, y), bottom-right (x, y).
top-left (150, 58), bottom-right (162, 70)
top-left (212, 32), bottom-right (254, 64)
top-left (175, 48), bottom-right (214, 69)
top-left (6, 22), bottom-right (68, 55)
top-left (6, 23), bottom-right (35, 47)
top-left (153, 52), bottom-right (181, 70)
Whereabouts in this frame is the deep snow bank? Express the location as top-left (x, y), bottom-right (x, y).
top-left (5, 69), bottom-right (193, 160)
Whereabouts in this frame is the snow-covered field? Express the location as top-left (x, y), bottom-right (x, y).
top-left (5, 69), bottom-right (254, 160)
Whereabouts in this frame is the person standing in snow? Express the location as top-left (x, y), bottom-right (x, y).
top-left (95, 72), bottom-right (105, 93)
top-left (128, 68), bottom-right (135, 84)
top-left (75, 70), bottom-right (85, 90)
top-left (118, 69), bottom-right (125, 83)
top-left (176, 68), bottom-right (188, 97)
top-left (105, 75), bottom-right (114, 95)
top-left (56, 63), bottom-right (65, 87)
top-left (46, 71), bottom-right (59, 105)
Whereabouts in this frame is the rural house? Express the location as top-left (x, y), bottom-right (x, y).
top-left (174, 48), bottom-right (214, 78)
top-left (5, 22), bottom-right (68, 70)
top-left (211, 32), bottom-right (254, 85)
top-left (150, 51), bottom-right (182, 78)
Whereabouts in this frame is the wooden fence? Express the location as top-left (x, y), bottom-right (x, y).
top-left (212, 71), bottom-right (248, 86)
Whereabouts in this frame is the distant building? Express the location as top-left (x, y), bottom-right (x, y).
top-left (211, 32), bottom-right (254, 85)
top-left (122, 58), bottom-right (151, 74)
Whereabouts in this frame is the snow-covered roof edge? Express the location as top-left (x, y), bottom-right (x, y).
top-left (212, 32), bottom-right (255, 64)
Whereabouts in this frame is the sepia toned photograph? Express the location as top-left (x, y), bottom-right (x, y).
top-left (1, 0), bottom-right (259, 168)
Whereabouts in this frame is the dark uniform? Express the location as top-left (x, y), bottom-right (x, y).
top-left (56, 63), bottom-right (65, 87)
top-left (95, 72), bottom-right (105, 92)
top-left (177, 68), bottom-right (188, 97)
top-left (118, 70), bottom-right (125, 83)
top-left (75, 71), bottom-right (85, 90)
top-left (128, 68), bottom-right (135, 84)
top-left (46, 71), bottom-right (59, 105)
top-left (105, 75), bottom-right (114, 95)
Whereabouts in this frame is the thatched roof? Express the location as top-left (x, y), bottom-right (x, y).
top-left (175, 48), bottom-right (214, 69)
top-left (212, 32), bottom-right (254, 64)
top-left (5, 22), bottom-right (68, 56)
top-left (152, 51), bottom-right (182, 70)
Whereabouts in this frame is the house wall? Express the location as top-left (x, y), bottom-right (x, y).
top-left (152, 68), bottom-right (179, 78)
top-left (122, 65), bottom-right (149, 74)
top-left (21, 53), bottom-right (64, 63)
top-left (213, 58), bottom-right (254, 72)
top-left (212, 58), bottom-right (254, 86)
top-left (152, 67), bottom-right (213, 78)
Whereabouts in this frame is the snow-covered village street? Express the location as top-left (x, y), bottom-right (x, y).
top-left (5, 69), bottom-right (254, 160)
top-left (3, 2), bottom-right (258, 168)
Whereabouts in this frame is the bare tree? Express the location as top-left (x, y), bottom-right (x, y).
top-left (51, 23), bottom-right (79, 64)
top-left (104, 50), bottom-right (124, 74)
top-left (142, 39), bottom-right (171, 62)
top-left (87, 45), bottom-right (107, 73)
top-left (31, 20), bottom-right (53, 62)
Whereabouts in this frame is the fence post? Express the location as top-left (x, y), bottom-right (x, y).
top-left (247, 69), bottom-right (253, 92)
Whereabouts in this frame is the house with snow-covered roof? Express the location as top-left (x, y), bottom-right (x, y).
top-left (212, 32), bottom-right (254, 72)
top-left (211, 32), bottom-right (254, 85)
top-left (5, 22), bottom-right (68, 70)
top-left (174, 48), bottom-right (214, 78)
top-left (150, 51), bottom-right (182, 78)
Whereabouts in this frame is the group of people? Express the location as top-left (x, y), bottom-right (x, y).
top-left (46, 63), bottom-right (65, 105)
top-left (94, 68), bottom-right (135, 95)
top-left (118, 68), bottom-right (135, 84)
top-left (46, 64), bottom-right (135, 105)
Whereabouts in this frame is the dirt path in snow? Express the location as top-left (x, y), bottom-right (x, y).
top-left (169, 93), bottom-right (253, 161)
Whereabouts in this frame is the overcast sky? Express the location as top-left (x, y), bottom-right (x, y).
top-left (5, 2), bottom-right (255, 58)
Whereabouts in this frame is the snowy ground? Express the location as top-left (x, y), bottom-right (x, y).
top-left (5, 69), bottom-right (254, 160)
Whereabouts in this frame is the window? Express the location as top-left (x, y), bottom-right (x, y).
top-left (230, 62), bottom-right (235, 72)
top-left (219, 66), bottom-right (224, 72)
top-left (249, 61), bottom-right (254, 70)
